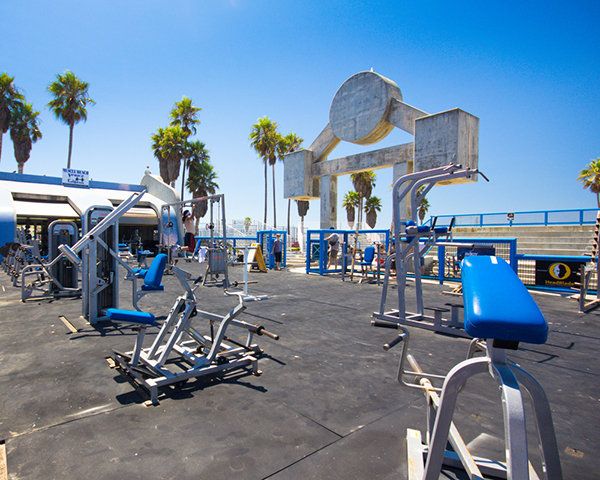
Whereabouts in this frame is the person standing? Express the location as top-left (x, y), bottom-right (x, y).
top-left (182, 210), bottom-right (196, 253)
top-left (271, 234), bottom-right (283, 270)
top-left (325, 227), bottom-right (340, 269)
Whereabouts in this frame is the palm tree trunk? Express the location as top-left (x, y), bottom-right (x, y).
top-left (597, 192), bottom-right (599, 209)
top-left (272, 163), bottom-right (277, 228)
top-left (263, 161), bottom-right (268, 226)
top-left (0, 133), bottom-right (3, 162)
top-left (180, 160), bottom-right (186, 201)
top-left (18, 162), bottom-right (23, 174)
top-left (67, 122), bottom-right (74, 169)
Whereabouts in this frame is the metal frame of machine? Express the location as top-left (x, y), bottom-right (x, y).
top-left (373, 164), bottom-right (488, 337)
top-left (112, 266), bottom-right (278, 405)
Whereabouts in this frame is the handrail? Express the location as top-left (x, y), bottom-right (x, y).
top-left (426, 208), bottom-right (599, 227)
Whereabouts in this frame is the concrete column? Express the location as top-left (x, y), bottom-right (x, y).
top-left (393, 161), bottom-right (413, 219)
top-left (320, 175), bottom-right (338, 229)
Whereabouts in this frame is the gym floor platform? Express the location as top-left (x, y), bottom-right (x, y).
top-left (0, 263), bottom-right (597, 479)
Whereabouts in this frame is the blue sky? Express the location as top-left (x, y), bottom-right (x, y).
top-left (2, 0), bottom-right (599, 229)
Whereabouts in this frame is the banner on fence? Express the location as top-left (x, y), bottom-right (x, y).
top-left (535, 260), bottom-right (584, 288)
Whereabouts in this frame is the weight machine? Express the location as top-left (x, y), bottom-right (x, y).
top-left (58, 190), bottom-right (150, 324)
top-left (373, 255), bottom-right (563, 479)
top-left (20, 220), bottom-right (80, 301)
top-left (111, 265), bottom-right (279, 405)
top-left (161, 194), bottom-right (229, 287)
top-left (373, 164), bottom-right (489, 337)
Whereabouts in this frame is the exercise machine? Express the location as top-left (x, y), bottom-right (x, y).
top-left (58, 190), bottom-right (161, 324)
top-left (373, 255), bottom-right (563, 479)
top-left (228, 245), bottom-right (269, 302)
top-left (111, 265), bottom-right (279, 405)
top-left (20, 220), bottom-right (80, 301)
top-left (160, 194), bottom-right (230, 287)
top-left (373, 164), bottom-right (488, 337)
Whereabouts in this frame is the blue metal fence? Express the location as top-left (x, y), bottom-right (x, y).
top-left (306, 229), bottom-right (390, 275)
top-left (427, 208), bottom-right (599, 228)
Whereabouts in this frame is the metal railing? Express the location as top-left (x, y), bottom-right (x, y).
top-left (427, 208), bottom-right (599, 228)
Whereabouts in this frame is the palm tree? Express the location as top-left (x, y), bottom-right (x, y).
top-left (342, 191), bottom-right (360, 228)
top-left (349, 171), bottom-right (376, 280)
top-left (350, 171), bottom-right (376, 228)
top-left (250, 116), bottom-right (279, 226)
top-left (47, 71), bottom-right (95, 169)
top-left (296, 200), bottom-right (310, 248)
top-left (417, 185), bottom-right (431, 223)
top-left (244, 217), bottom-right (252, 233)
top-left (0, 73), bottom-right (23, 162)
top-left (277, 132), bottom-right (304, 234)
top-left (9, 101), bottom-right (42, 173)
top-left (578, 159), bottom-right (600, 207)
top-left (187, 154), bottom-right (219, 232)
top-left (151, 125), bottom-right (187, 187)
top-left (364, 196), bottom-right (382, 228)
top-left (170, 96), bottom-right (201, 200)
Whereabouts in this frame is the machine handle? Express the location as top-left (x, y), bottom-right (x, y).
top-left (475, 170), bottom-right (490, 182)
top-left (257, 326), bottom-right (279, 340)
top-left (384, 333), bottom-right (406, 351)
top-left (371, 320), bottom-right (399, 330)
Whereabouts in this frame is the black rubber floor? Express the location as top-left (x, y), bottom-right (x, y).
top-left (0, 262), bottom-right (597, 479)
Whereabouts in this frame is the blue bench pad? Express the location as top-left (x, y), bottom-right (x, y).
top-left (141, 284), bottom-right (164, 291)
top-left (461, 256), bottom-right (548, 344)
top-left (106, 308), bottom-right (157, 326)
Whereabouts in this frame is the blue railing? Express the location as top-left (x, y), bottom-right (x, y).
top-left (426, 208), bottom-right (599, 228)
top-left (306, 229), bottom-right (390, 275)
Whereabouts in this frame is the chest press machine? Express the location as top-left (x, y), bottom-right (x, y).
top-left (373, 164), bottom-right (489, 337)
top-left (111, 265), bottom-right (279, 406)
top-left (373, 256), bottom-right (562, 480)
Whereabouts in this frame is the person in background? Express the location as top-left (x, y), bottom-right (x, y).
top-left (182, 210), bottom-right (196, 253)
top-left (271, 234), bottom-right (283, 270)
top-left (325, 227), bottom-right (340, 269)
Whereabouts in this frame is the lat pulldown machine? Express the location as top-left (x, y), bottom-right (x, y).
top-left (373, 164), bottom-right (489, 337)
top-left (59, 190), bottom-right (151, 324)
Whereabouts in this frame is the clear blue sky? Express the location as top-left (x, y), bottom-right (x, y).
top-left (2, 0), bottom-right (599, 229)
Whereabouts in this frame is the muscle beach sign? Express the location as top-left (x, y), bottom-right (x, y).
top-left (62, 168), bottom-right (89, 187)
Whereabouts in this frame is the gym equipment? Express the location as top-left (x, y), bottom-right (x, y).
top-left (373, 255), bottom-right (562, 480)
top-left (161, 194), bottom-right (229, 287)
top-left (373, 164), bottom-right (488, 337)
top-left (257, 230), bottom-right (287, 269)
top-left (575, 211), bottom-right (600, 312)
top-left (20, 221), bottom-right (80, 301)
top-left (59, 190), bottom-right (154, 324)
top-left (228, 245), bottom-right (269, 302)
top-left (112, 265), bottom-right (279, 405)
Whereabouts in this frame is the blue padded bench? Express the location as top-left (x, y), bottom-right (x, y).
top-left (461, 256), bottom-right (548, 344)
top-left (106, 308), bottom-right (157, 326)
top-left (359, 245), bottom-right (376, 267)
top-left (140, 254), bottom-right (167, 291)
top-left (132, 267), bottom-right (148, 278)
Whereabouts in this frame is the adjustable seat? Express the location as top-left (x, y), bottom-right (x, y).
top-left (106, 308), bottom-right (157, 326)
top-left (140, 254), bottom-right (167, 291)
top-left (461, 255), bottom-right (548, 344)
top-left (416, 255), bottom-right (561, 480)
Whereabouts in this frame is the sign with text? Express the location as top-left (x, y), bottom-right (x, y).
top-left (535, 260), bottom-right (583, 288)
top-left (62, 168), bottom-right (89, 187)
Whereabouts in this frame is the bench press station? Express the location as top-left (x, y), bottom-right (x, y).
top-left (373, 255), bottom-right (562, 479)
